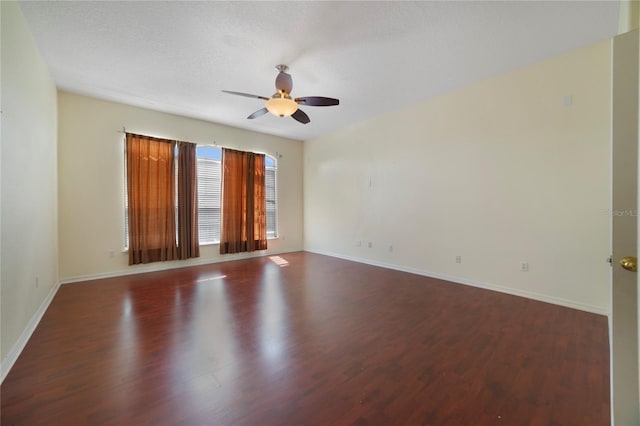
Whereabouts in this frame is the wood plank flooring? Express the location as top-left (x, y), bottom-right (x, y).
top-left (1, 252), bottom-right (609, 425)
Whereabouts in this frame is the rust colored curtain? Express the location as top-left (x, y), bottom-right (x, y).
top-left (219, 148), bottom-right (267, 254)
top-left (177, 142), bottom-right (200, 260)
top-left (126, 133), bottom-right (178, 264)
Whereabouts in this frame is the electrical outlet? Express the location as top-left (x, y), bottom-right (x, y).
top-left (388, 245), bottom-right (393, 252)
top-left (520, 262), bottom-right (529, 272)
top-left (368, 242), bottom-right (372, 248)
top-left (109, 249), bottom-right (115, 258)
top-left (455, 255), bottom-right (462, 264)
top-left (355, 240), bottom-right (362, 247)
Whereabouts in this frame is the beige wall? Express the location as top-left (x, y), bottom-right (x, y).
top-left (57, 92), bottom-right (303, 281)
top-left (304, 40), bottom-right (612, 314)
top-left (1, 1), bottom-right (59, 374)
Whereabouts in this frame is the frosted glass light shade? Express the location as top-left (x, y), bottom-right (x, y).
top-left (265, 96), bottom-right (298, 117)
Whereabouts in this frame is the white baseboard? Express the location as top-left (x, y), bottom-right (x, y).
top-left (1, 280), bottom-right (61, 383)
top-left (59, 248), bottom-right (302, 285)
top-left (305, 249), bottom-right (608, 316)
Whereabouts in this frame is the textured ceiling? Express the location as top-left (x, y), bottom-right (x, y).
top-left (18, 1), bottom-right (620, 141)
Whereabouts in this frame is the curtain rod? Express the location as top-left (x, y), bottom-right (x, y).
top-left (117, 127), bottom-right (283, 159)
top-left (117, 127), bottom-right (212, 146)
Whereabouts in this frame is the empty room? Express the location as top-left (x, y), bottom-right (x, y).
top-left (2, 1), bottom-right (639, 424)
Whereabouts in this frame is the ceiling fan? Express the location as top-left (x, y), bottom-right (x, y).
top-left (222, 64), bottom-right (339, 124)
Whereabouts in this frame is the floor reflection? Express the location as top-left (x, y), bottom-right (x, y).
top-left (112, 291), bottom-right (140, 411)
top-left (112, 259), bottom-right (299, 415)
top-left (170, 273), bottom-right (239, 405)
top-left (259, 265), bottom-right (289, 365)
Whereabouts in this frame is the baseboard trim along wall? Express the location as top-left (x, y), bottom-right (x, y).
top-left (58, 248), bottom-right (302, 285)
top-left (1, 281), bottom-right (61, 384)
top-left (305, 249), bottom-right (609, 316)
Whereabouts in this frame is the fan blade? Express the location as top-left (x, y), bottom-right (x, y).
top-left (247, 108), bottom-right (268, 120)
top-left (295, 96), bottom-right (339, 106)
top-left (275, 72), bottom-right (293, 94)
top-left (222, 90), bottom-right (269, 100)
top-left (291, 109), bottom-right (310, 124)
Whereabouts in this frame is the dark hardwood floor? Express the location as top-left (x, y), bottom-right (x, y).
top-left (1, 252), bottom-right (609, 425)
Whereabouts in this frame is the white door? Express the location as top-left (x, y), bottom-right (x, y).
top-left (611, 28), bottom-right (639, 425)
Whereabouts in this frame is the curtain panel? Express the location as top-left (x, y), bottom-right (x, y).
top-left (126, 133), bottom-right (178, 265)
top-left (219, 148), bottom-right (267, 254)
top-left (177, 142), bottom-right (200, 260)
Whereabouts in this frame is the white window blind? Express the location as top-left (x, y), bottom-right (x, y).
top-left (265, 158), bottom-right (277, 238)
top-left (196, 153), bottom-right (221, 244)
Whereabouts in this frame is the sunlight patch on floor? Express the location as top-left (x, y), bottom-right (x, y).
top-left (269, 256), bottom-right (289, 267)
top-left (196, 275), bottom-right (227, 283)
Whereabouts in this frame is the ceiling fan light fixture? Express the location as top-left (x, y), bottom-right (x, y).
top-left (265, 94), bottom-right (298, 117)
top-left (222, 64), bottom-right (339, 124)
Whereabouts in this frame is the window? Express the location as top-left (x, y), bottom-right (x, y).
top-left (124, 144), bottom-right (278, 248)
top-left (265, 155), bottom-right (277, 238)
top-left (196, 146), bottom-right (221, 244)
